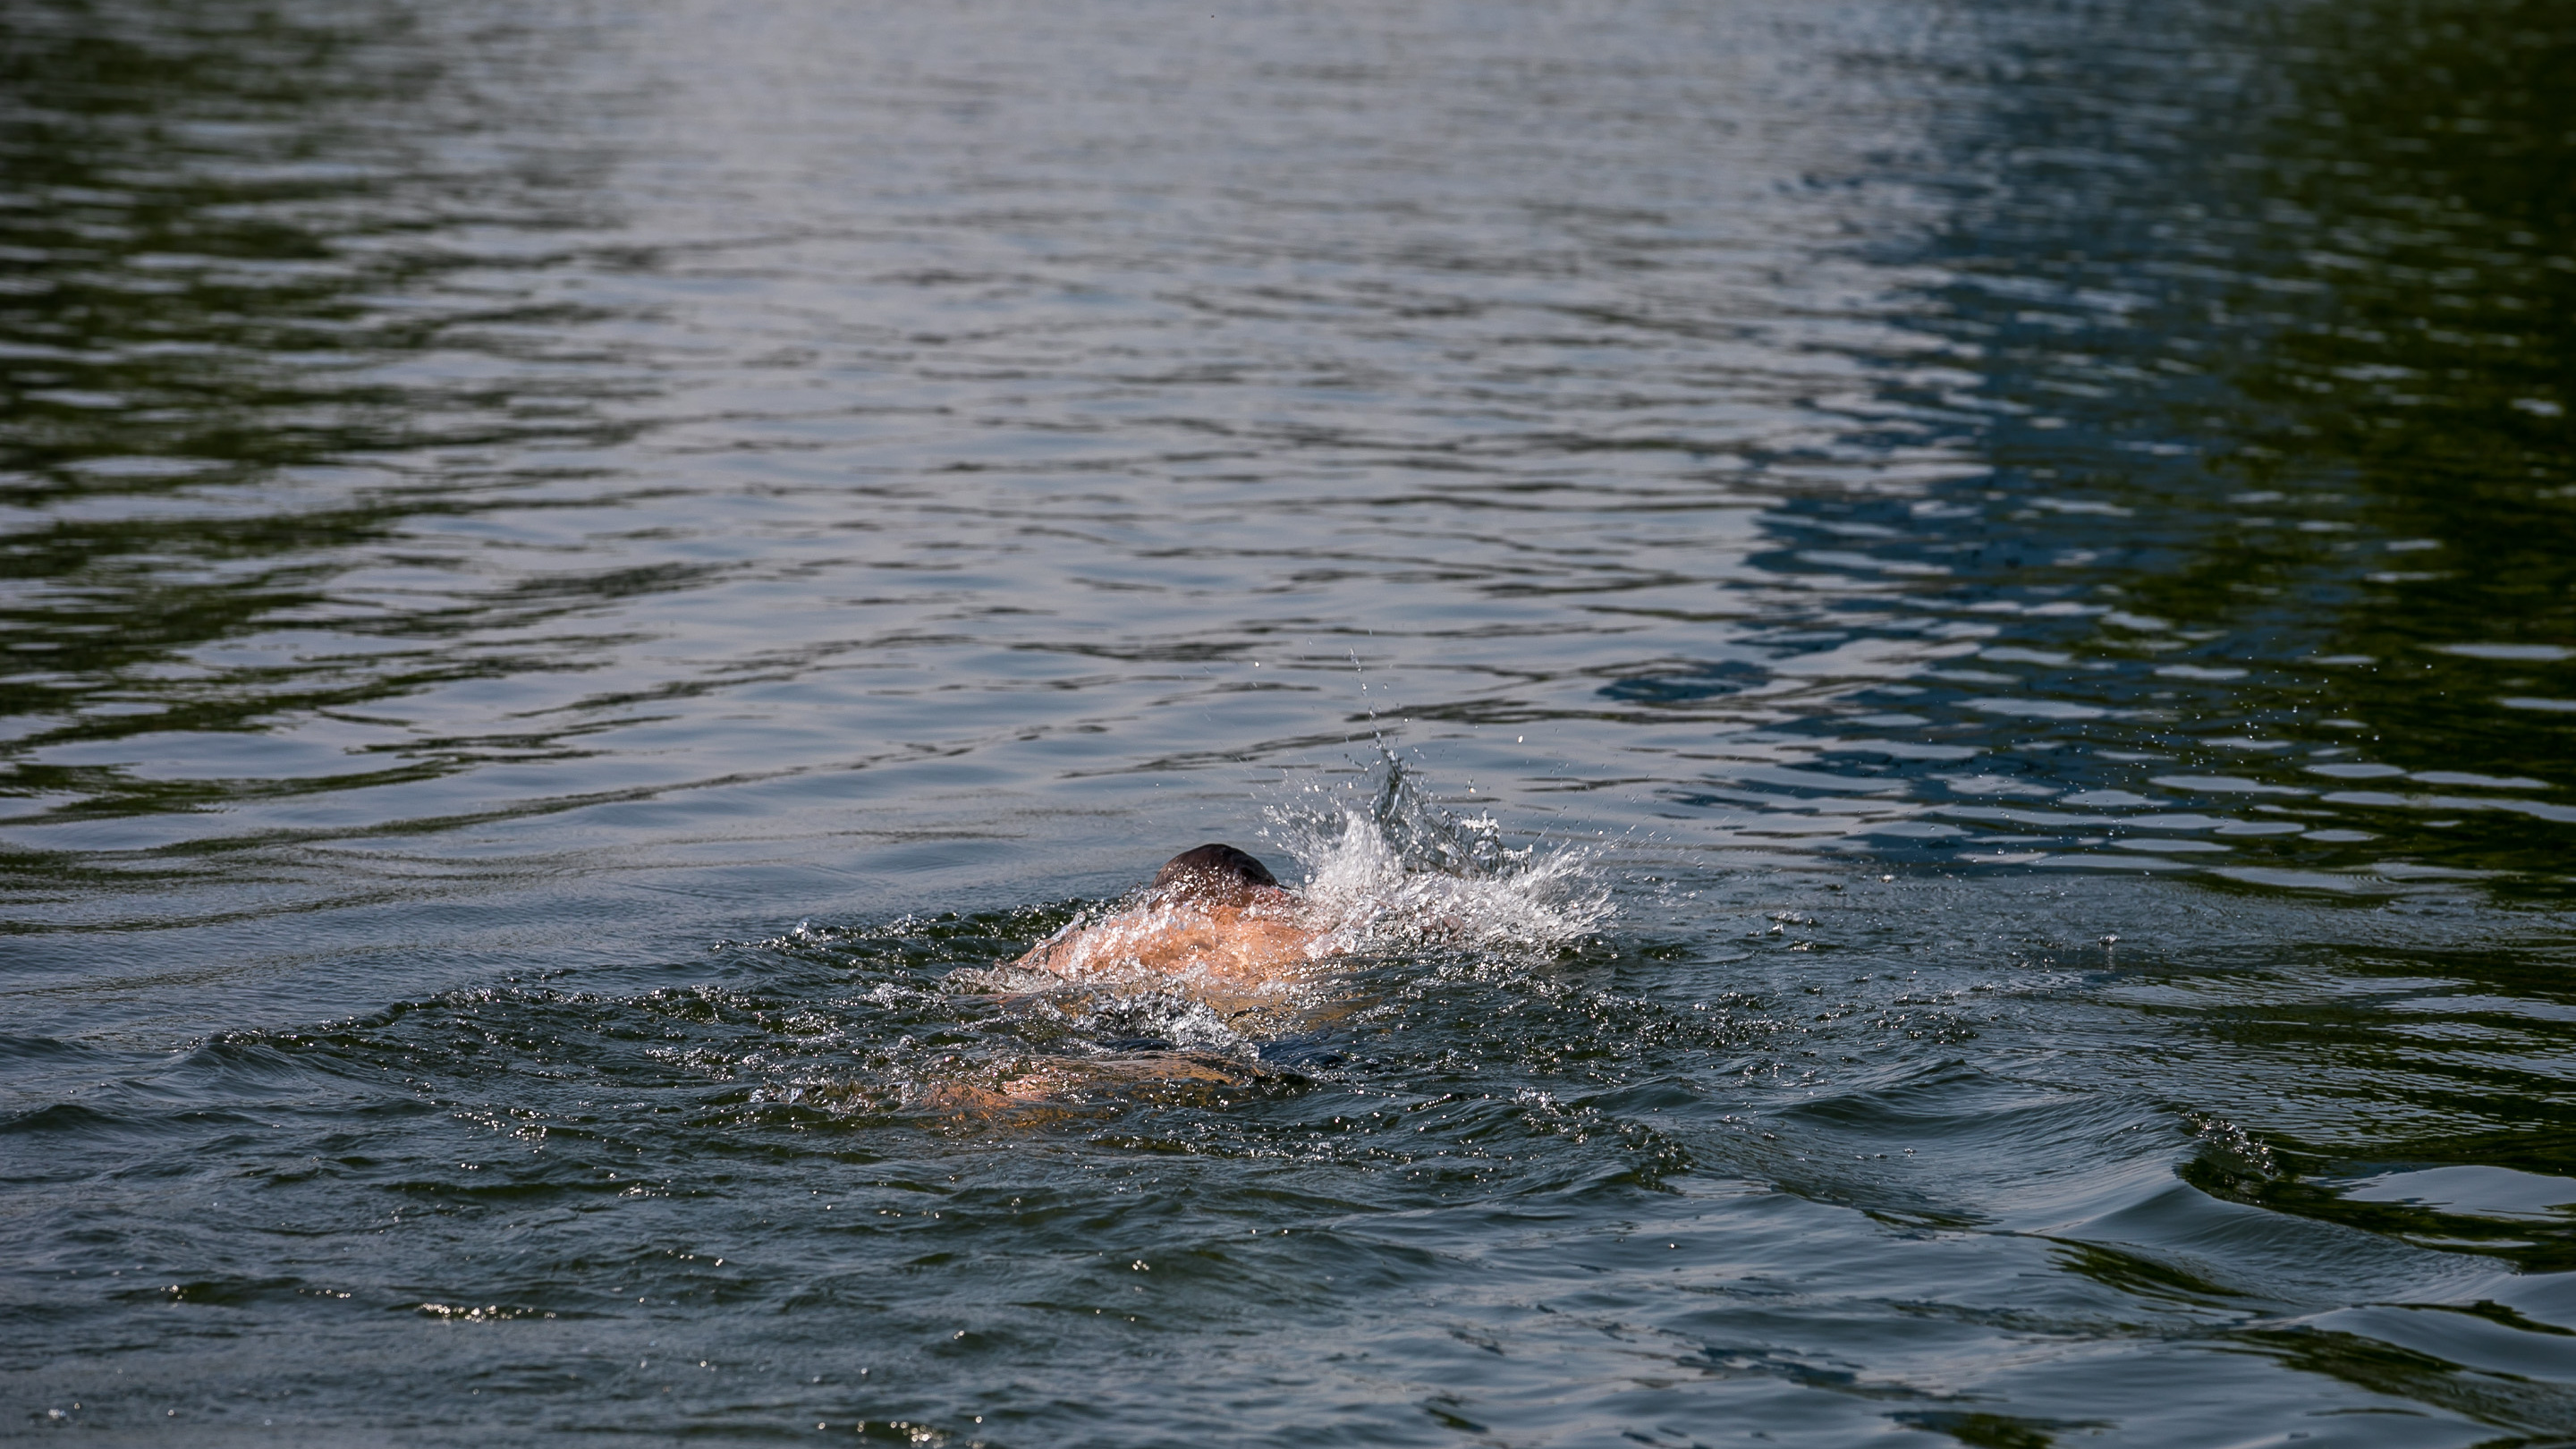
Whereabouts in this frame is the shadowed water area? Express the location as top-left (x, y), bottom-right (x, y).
top-left (4, 0), bottom-right (2575, 1443)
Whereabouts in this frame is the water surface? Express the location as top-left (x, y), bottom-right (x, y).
top-left (5, 0), bottom-right (2575, 1444)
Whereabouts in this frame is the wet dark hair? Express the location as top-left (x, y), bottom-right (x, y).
top-left (1150, 843), bottom-right (1280, 899)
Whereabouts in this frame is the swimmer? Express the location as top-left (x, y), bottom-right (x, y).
top-left (1008, 843), bottom-right (1329, 995)
top-left (926, 844), bottom-right (1365, 1114)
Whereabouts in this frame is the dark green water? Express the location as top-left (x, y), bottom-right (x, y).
top-left (4, 1), bottom-right (2573, 1444)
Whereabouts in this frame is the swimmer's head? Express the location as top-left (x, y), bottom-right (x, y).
top-left (1151, 843), bottom-right (1283, 904)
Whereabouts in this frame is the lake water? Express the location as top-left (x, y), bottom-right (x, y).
top-left (5, 0), bottom-right (2574, 1443)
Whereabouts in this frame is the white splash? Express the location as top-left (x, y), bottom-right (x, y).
top-left (1263, 766), bottom-right (1611, 955)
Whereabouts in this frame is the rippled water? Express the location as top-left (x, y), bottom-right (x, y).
top-left (6, 0), bottom-right (2574, 1443)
